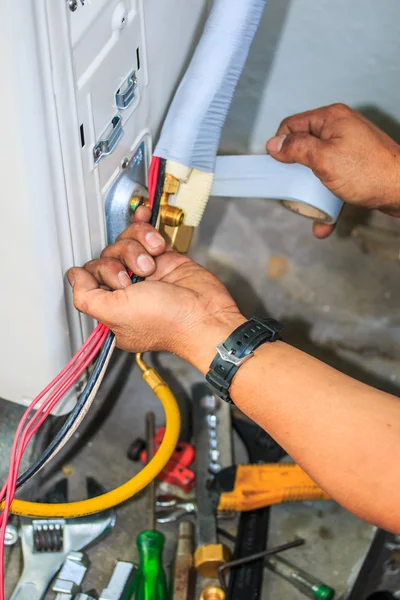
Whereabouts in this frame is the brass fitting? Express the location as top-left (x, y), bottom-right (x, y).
top-left (160, 173), bottom-right (180, 207)
top-left (200, 587), bottom-right (226, 600)
top-left (159, 205), bottom-right (184, 227)
top-left (135, 353), bottom-right (165, 392)
top-left (161, 223), bottom-right (194, 253)
top-left (194, 543), bottom-right (231, 579)
top-left (130, 173), bottom-right (193, 252)
top-left (130, 195), bottom-right (149, 212)
top-left (163, 173), bottom-right (180, 195)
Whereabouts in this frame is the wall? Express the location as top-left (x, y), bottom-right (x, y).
top-left (221, 0), bottom-right (400, 153)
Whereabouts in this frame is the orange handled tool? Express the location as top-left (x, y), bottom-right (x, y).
top-left (210, 463), bottom-right (331, 512)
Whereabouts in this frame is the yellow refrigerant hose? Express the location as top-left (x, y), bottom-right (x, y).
top-left (7, 354), bottom-right (180, 518)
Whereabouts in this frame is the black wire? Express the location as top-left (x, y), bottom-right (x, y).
top-left (150, 158), bottom-right (166, 228)
top-left (16, 159), bottom-right (166, 490)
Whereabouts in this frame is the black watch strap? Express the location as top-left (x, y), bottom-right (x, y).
top-left (205, 317), bottom-right (283, 404)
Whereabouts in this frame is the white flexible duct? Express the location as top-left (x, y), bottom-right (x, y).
top-left (154, 0), bottom-right (342, 228)
top-left (154, 0), bottom-right (267, 228)
top-left (155, 0), bottom-right (267, 172)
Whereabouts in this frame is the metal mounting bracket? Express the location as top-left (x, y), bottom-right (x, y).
top-left (105, 143), bottom-right (147, 244)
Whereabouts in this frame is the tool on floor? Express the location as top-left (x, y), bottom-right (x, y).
top-left (10, 477), bottom-right (116, 600)
top-left (155, 495), bottom-right (197, 524)
top-left (225, 414), bottom-right (286, 600)
top-left (127, 438), bottom-right (147, 462)
top-left (52, 551), bottom-right (89, 600)
top-left (218, 538), bottom-right (305, 592)
top-left (210, 463), bottom-right (331, 512)
top-left (192, 384), bottom-right (231, 578)
top-left (200, 586), bottom-right (226, 600)
top-left (134, 412), bottom-right (168, 599)
top-left (171, 520), bottom-right (194, 600)
top-left (266, 554), bottom-right (335, 600)
top-left (138, 426), bottom-right (195, 493)
top-left (5, 524), bottom-right (19, 546)
top-left (99, 561), bottom-right (137, 600)
top-left (218, 528), bottom-right (335, 600)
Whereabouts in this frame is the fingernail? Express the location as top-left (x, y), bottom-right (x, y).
top-left (146, 231), bottom-right (164, 249)
top-left (118, 271), bottom-right (132, 288)
top-left (67, 273), bottom-right (75, 287)
top-left (137, 254), bottom-right (155, 272)
top-left (266, 134), bottom-right (286, 153)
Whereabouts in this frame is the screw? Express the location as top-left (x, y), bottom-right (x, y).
top-left (67, 0), bottom-right (78, 11)
top-left (121, 157), bottom-right (130, 169)
top-left (209, 462), bottom-right (221, 475)
top-left (94, 146), bottom-right (102, 160)
top-left (5, 524), bottom-right (19, 546)
top-left (207, 414), bottom-right (217, 428)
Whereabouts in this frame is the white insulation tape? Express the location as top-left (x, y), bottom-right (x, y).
top-left (211, 155), bottom-right (343, 223)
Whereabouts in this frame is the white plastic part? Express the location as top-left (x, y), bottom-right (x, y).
top-left (212, 155), bottom-right (343, 223)
top-left (171, 170), bottom-right (214, 227)
top-left (0, 0), bottom-right (209, 412)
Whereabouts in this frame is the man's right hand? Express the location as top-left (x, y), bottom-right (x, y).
top-left (266, 103), bottom-right (400, 238)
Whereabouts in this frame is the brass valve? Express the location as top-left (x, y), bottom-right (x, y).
top-left (129, 173), bottom-right (194, 253)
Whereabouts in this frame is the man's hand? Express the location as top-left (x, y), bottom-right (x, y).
top-left (266, 103), bottom-right (400, 238)
top-left (67, 206), bottom-right (244, 370)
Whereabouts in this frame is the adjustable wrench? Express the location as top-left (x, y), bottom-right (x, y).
top-left (10, 477), bottom-right (116, 600)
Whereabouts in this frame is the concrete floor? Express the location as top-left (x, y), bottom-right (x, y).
top-left (3, 197), bottom-right (400, 598)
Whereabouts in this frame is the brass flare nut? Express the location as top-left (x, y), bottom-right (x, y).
top-left (194, 543), bottom-right (232, 578)
top-left (200, 586), bottom-right (226, 600)
top-left (160, 205), bottom-right (184, 227)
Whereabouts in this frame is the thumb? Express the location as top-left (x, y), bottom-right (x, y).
top-left (67, 267), bottom-right (119, 325)
top-left (266, 132), bottom-right (325, 170)
top-left (313, 222), bottom-right (336, 239)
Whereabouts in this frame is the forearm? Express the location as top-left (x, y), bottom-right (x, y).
top-left (182, 314), bottom-right (400, 532)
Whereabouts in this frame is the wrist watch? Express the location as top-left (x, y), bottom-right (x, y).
top-left (205, 316), bottom-right (283, 404)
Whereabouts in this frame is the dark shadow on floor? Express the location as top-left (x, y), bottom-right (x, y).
top-left (206, 258), bottom-right (400, 397)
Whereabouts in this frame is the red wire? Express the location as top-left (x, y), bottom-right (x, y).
top-left (0, 325), bottom-right (108, 505)
top-left (1, 323), bottom-right (107, 485)
top-left (148, 156), bottom-right (160, 208)
top-left (0, 157), bottom-right (160, 599)
top-left (0, 325), bottom-right (108, 596)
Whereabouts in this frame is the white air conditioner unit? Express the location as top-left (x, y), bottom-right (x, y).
top-left (0, 0), bottom-right (210, 414)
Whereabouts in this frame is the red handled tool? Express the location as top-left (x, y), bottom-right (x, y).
top-left (140, 427), bottom-right (196, 493)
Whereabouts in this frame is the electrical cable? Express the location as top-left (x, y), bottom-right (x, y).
top-left (6, 380), bottom-right (180, 518)
top-left (15, 331), bottom-right (115, 488)
top-left (14, 157), bottom-right (166, 490)
top-left (0, 157), bottom-right (180, 521)
top-left (150, 157), bottom-right (165, 227)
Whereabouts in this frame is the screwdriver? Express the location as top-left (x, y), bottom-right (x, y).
top-left (134, 412), bottom-right (168, 600)
top-left (218, 528), bottom-right (334, 600)
top-left (265, 554), bottom-right (335, 600)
